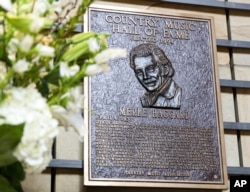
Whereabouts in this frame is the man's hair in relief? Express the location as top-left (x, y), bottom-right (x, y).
top-left (129, 43), bottom-right (174, 77)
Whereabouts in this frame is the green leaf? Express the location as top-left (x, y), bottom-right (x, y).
top-left (0, 123), bottom-right (24, 166)
top-left (0, 123), bottom-right (24, 153)
top-left (70, 32), bottom-right (96, 44)
top-left (37, 78), bottom-right (49, 98)
top-left (6, 14), bottom-right (52, 34)
top-left (62, 41), bottom-right (89, 62)
top-left (44, 68), bottom-right (60, 86)
top-left (0, 175), bottom-right (17, 192)
top-left (4, 162), bottom-right (25, 181)
top-left (0, 42), bottom-right (4, 60)
top-left (0, 162), bottom-right (25, 192)
top-left (0, 151), bottom-right (17, 167)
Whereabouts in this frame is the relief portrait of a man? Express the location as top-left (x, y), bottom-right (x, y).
top-left (129, 44), bottom-right (182, 108)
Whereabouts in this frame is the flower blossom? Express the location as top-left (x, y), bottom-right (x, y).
top-left (19, 3), bottom-right (34, 15)
top-left (59, 62), bottom-right (80, 78)
top-left (85, 63), bottom-right (109, 76)
top-left (7, 38), bottom-right (19, 56)
top-left (40, 1), bottom-right (62, 21)
top-left (94, 48), bottom-right (126, 64)
top-left (51, 86), bottom-right (85, 141)
top-left (51, 1), bottom-right (62, 13)
top-left (0, 85), bottom-right (59, 173)
top-left (88, 38), bottom-right (100, 53)
top-left (0, 61), bottom-right (7, 81)
top-left (20, 35), bottom-right (34, 52)
top-left (33, 0), bottom-right (51, 16)
top-left (29, 17), bottom-right (45, 32)
top-left (86, 48), bottom-right (126, 75)
top-left (50, 105), bottom-right (84, 141)
top-left (0, 0), bottom-right (12, 12)
top-left (13, 59), bottom-right (30, 73)
top-left (65, 85), bottom-right (84, 113)
top-left (36, 43), bottom-right (55, 57)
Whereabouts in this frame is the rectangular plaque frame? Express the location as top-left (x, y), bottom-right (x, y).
top-left (84, 1), bottom-right (228, 189)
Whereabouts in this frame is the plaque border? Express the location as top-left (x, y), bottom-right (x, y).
top-left (84, 1), bottom-right (228, 189)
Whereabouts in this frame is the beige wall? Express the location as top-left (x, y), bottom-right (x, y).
top-left (22, 0), bottom-right (250, 191)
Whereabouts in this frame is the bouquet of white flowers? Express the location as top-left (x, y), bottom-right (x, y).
top-left (0, 0), bottom-right (126, 191)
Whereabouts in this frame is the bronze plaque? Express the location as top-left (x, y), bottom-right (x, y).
top-left (84, 2), bottom-right (227, 189)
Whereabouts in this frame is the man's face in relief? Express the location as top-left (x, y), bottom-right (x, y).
top-left (134, 55), bottom-right (163, 92)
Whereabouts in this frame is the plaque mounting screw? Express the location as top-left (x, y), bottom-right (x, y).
top-left (214, 175), bottom-right (218, 179)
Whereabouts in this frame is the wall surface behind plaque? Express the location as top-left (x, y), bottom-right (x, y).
top-left (21, 0), bottom-right (250, 191)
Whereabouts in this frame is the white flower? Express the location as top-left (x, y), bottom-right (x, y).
top-left (13, 59), bottom-right (30, 73)
top-left (7, 38), bottom-right (19, 56)
top-left (51, 1), bottom-right (62, 14)
top-left (88, 38), bottom-right (100, 52)
top-left (59, 62), bottom-right (80, 78)
top-left (19, 3), bottom-right (33, 14)
top-left (0, 0), bottom-right (12, 12)
top-left (20, 35), bottom-right (34, 52)
top-left (50, 86), bottom-right (84, 141)
top-left (94, 48), bottom-right (126, 64)
top-left (51, 105), bottom-right (84, 142)
top-left (45, 1), bottom-right (61, 21)
top-left (0, 85), bottom-right (59, 173)
top-left (33, 0), bottom-right (51, 16)
top-left (0, 61), bottom-right (7, 80)
top-left (36, 43), bottom-right (55, 57)
top-left (85, 63), bottom-right (110, 76)
top-left (49, 59), bottom-right (54, 69)
top-left (30, 17), bottom-right (44, 32)
top-left (66, 86), bottom-right (84, 113)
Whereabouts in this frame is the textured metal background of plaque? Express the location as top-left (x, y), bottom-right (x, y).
top-left (84, 2), bottom-right (227, 189)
